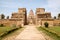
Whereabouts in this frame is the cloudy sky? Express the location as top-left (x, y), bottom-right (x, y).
top-left (0, 0), bottom-right (60, 18)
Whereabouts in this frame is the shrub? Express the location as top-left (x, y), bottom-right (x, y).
top-left (44, 22), bottom-right (49, 28)
top-left (0, 24), bottom-right (4, 27)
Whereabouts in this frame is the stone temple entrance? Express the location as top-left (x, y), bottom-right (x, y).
top-left (28, 18), bottom-right (34, 25)
top-left (27, 10), bottom-right (36, 25)
top-left (29, 20), bottom-right (33, 24)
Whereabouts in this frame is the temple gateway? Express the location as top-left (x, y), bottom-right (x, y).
top-left (0, 8), bottom-right (60, 27)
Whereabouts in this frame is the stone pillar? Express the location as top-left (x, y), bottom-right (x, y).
top-left (21, 20), bottom-right (24, 27)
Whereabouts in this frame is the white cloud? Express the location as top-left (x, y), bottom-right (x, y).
top-left (46, 0), bottom-right (60, 17)
top-left (47, 0), bottom-right (60, 8)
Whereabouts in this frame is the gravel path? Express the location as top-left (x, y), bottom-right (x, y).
top-left (15, 25), bottom-right (46, 40)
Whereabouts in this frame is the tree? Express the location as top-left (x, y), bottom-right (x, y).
top-left (7, 16), bottom-right (9, 19)
top-left (1, 14), bottom-right (5, 19)
top-left (54, 16), bottom-right (56, 19)
top-left (44, 22), bottom-right (49, 28)
top-left (58, 13), bottom-right (60, 19)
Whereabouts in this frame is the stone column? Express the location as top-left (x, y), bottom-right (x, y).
top-left (21, 20), bottom-right (24, 27)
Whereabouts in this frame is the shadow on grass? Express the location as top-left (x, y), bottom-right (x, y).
top-left (0, 27), bottom-right (23, 40)
top-left (37, 27), bottom-right (60, 40)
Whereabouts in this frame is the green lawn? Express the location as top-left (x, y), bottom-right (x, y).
top-left (0, 27), bottom-right (15, 40)
top-left (1, 27), bottom-right (24, 40)
top-left (49, 26), bottom-right (60, 36)
top-left (0, 27), bottom-right (15, 35)
top-left (0, 26), bottom-right (21, 40)
top-left (37, 26), bottom-right (60, 40)
top-left (0, 26), bottom-right (23, 40)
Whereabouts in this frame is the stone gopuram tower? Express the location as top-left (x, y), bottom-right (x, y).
top-left (36, 8), bottom-right (52, 26)
top-left (28, 10), bottom-right (36, 25)
top-left (11, 8), bottom-right (27, 26)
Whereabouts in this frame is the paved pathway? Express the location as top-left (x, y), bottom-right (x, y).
top-left (15, 25), bottom-right (46, 40)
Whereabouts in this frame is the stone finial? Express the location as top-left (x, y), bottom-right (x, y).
top-left (29, 9), bottom-right (34, 15)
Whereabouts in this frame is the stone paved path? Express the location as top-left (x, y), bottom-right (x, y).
top-left (15, 25), bottom-right (46, 40)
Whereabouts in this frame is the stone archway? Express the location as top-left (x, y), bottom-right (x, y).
top-left (29, 19), bottom-right (34, 25)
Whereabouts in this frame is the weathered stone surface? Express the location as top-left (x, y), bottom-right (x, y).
top-left (0, 8), bottom-right (60, 27)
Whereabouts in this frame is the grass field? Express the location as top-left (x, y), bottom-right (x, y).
top-left (0, 27), bottom-right (14, 35)
top-left (49, 26), bottom-right (60, 36)
top-left (37, 26), bottom-right (60, 40)
top-left (0, 27), bottom-right (22, 40)
top-left (0, 26), bottom-right (21, 40)
top-left (1, 27), bottom-right (24, 40)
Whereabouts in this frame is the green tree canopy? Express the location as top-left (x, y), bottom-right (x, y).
top-left (54, 16), bottom-right (56, 19)
top-left (7, 16), bottom-right (9, 19)
top-left (1, 14), bottom-right (5, 19)
top-left (58, 13), bottom-right (60, 19)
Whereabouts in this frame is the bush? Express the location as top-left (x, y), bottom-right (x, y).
top-left (0, 24), bottom-right (4, 27)
top-left (44, 22), bottom-right (49, 28)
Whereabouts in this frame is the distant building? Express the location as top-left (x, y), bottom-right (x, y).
top-left (27, 10), bottom-right (36, 24)
top-left (36, 8), bottom-right (52, 26)
top-left (0, 8), bottom-right (60, 27)
top-left (0, 8), bottom-right (27, 27)
top-left (11, 8), bottom-right (27, 25)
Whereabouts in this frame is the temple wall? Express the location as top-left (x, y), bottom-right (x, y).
top-left (0, 19), bottom-right (10, 26)
top-left (0, 19), bottom-right (24, 27)
top-left (36, 19), bottom-right (60, 27)
top-left (53, 19), bottom-right (60, 26)
top-left (36, 19), bottom-right (54, 27)
top-left (41, 20), bottom-right (54, 27)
